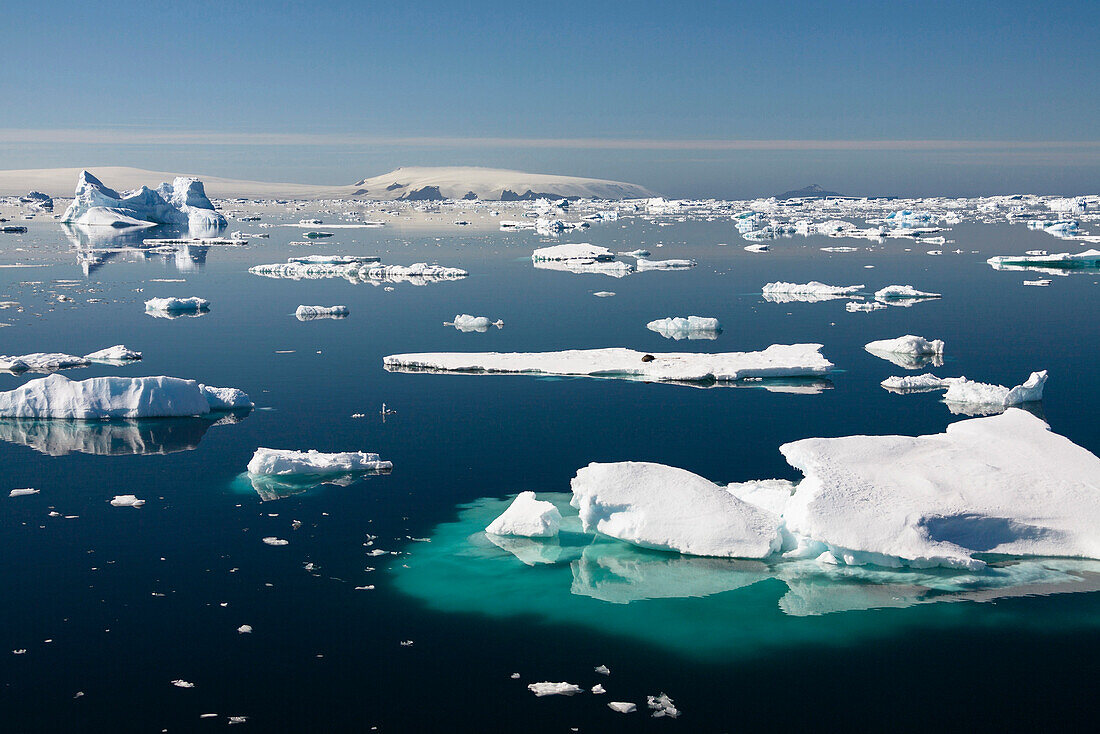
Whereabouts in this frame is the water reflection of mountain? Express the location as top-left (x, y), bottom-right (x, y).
top-left (0, 410), bottom-right (250, 456)
top-left (61, 223), bottom-right (213, 276)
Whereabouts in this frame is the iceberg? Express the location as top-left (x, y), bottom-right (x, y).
top-left (246, 448), bottom-right (392, 475)
top-left (570, 462), bottom-right (783, 558)
top-left (944, 370), bottom-right (1047, 408)
top-left (530, 243), bottom-right (615, 262)
top-left (144, 296), bottom-right (209, 313)
top-left (295, 305), bottom-right (349, 320)
top-left (0, 374), bottom-right (251, 419)
top-left (450, 314), bottom-right (504, 332)
top-left (1, 352), bottom-right (88, 373)
top-left (873, 284), bottom-right (942, 302)
top-left (60, 171), bottom-right (226, 230)
top-left (762, 282), bottom-right (863, 303)
top-left (383, 344), bottom-right (833, 384)
top-left (84, 345), bottom-right (142, 363)
top-left (780, 409), bottom-right (1100, 569)
top-left (646, 316), bottom-right (721, 340)
top-left (250, 260), bottom-right (467, 285)
top-left (881, 373), bottom-right (961, 392)
top-left (864, 335), bottom-right (944, 369)
top-left (987, 249), bottom-right (1100, 272)
top-left (528, 682), bottom-right (583, 697)
top-left (635, 257), bottom-right (696, 270)
top-left (485, 492), bottom-right (562, 538)
top-left (846, 301), bottom-right (885, 312)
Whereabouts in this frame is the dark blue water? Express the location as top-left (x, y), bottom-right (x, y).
top-left (1, 214), bottom-right (1098, 732)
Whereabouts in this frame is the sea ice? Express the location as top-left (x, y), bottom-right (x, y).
top-left (646, 316), bottom-right (722, 340)
top-left (647, 693), bottom-right (680, 718)
top-left (0, 374), bottom-right (251, 419)
top-left (846, 301), bottom-right (886, 312)
top-left (110, 495), bottom-right (145, 507)
top-left (1, 352), bottom-right (88, 373)
top-left (944, 370), bottom-right (1047, 408)
top-left (530, 243), bottom-right (615, 262)
top-left (780, 409), bottom-right (1099, 569)
top-left (144, 296), bottom-right (210, 313)
top-left (762, 282), bottom-right (863, 303)
top-left (873, 285), bottom-right (942, 302)
top-left (864, 335), bottom-right (945, 369)
top-left (247, 448), bottom-right (392, 475)
top-left (383, 345), bottom-right (832, 384)
top-left (9, 488), bottom-right (39, 497)
top-left (84, 345), bottom-right (142, 363)
top-left (295, 305), bottom-right (349, 320)
top-left (635, 257), bottom-right (696, 270)
top-left (609, 702), bottom-right (637, 713)
top-left (528, 682), bottom-right (583, 697)
top-left (987, 249), bottom-right (1100, 271)
top-left (570, 462), bottom-right (783, 558)
top-left (451, 314), bottom-right (504, 332)
top-left (485, 491), bottom-right (562, 538)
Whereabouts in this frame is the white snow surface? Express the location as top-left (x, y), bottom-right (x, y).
top-left (383, 345), bottom-right (832, 383)
top-left (865, 335), bottom-right (945, 357)
top-left (570, 462), bottom-right (784, 558)
top-left (780, 409), bottom-right (1100, 569)
top-left (762, 281), bottom-right (863, 303)
top-left (247, 448), bottom-right (392, 475)
top-left (944, 370), bottom-right (1047, 407)
top-left (84, 345), bottom-right (142, 362)
top-left (60, 170), bottom-right (226, 230)
top-left (531, 243), bottom-right (615, 261)
top-left (0, 374), bottom-right (250, 419)
top-left (485, 491), bottom-right (562, 538)
top-left (873, 284), bottom-right (942, 300)
top-left (451, 314), bottom-right (503, 332)
top-left (144, 296), bottom-right (209, 313)
top-left (110, 494), bottom-right (145, 507)
top-left (1, 352), bottom-right (88, 372)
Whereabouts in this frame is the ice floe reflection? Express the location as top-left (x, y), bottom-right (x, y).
top-left (234, 467), bottom-right (391, 502)
top-left (392, 494), bottom-right (1100, 659)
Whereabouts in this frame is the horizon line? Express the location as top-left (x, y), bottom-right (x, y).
top-left (3, 128), bottom-right (1100, 152)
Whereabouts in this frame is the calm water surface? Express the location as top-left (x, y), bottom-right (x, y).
top-left (1, 214), bottom-right (1098, 732)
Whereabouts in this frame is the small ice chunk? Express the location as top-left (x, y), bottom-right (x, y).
top-left (762, 282), bottom-right (863, 303)
top-left (647, 693), bottom-right (680, 718)
top-left (9, 488), bottom-right (39, 497)
top-left (83, 345), bottom-right (142, 362)
top-left (451, 314), bottom-right (503, 332)
top-left (592, 291), bottom-right (616, 297)
top-left (646, 316), bottom-right (722, 340)
top-left (262, 537), bottom-right (289, 546)
top-left (744, 244), bottom-right (769, 253)
top-left (873, 284), bottom-right (941, 301)
top-left (594, 664), bottom-right (610, 676)
top-left (485, 492), bottom-right (562, 537)
top-left (528, 682), bottom-right (583, 697)
top-left (200, 385), bottom-right (254, 410)
top-left (110, 495), bottom-right (145, 507)
top-left (295, 305), bottom-right (349, 320)
top-left (865, 335), bottom-right (944, 356)
top-left (609, 702), bottom-right (637, 713)
top-left (592, 684), bottom-right (607, 694)
top-left (171, 680), bottom-right (195, 688)
top-left (237, 625), bottom-right (252, 634)
top-left (531, 243), bottom-right (614, 262)
top-left (846, 301), bottom-right (886, 312)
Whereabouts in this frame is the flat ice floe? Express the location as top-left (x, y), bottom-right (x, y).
top-left (0, 374), bottom-right (252, 419)
top-left (646, 316), bottom-right (721, 340)
top-left (528, 682), bottom-right (583, 697)
top-left (84, 345), bottom-right (142, 363)
top-left (383, 344), bottom-right (833, 384)
top-left (249, 260), bottom-right (467, 285)
top-left (295, 305), bottom-right (349, 320)
top-left (246, 448), bottom-right (392, 475)
top-left (485, 491), bottom-right (562, 538)
top-left (873, 284), bottom-right (942, 303)
top-left (144, 296), bottom-right (209, 313)
top-left (635, 257), bottom-right (696, 270)
top-left (1, 352), bottom-right (89, 373)
top-left (762, 281), bottom-right (863, 303)
top-left (987, 249), bottom-right (1100, 272)
top-left (531, 243), bottom-right (614, 262)
top-left (532, 259), bottom-right (634, 277)
top-left (881, 370), bottom-right (1047, 412)
top-left (864, 335), bottom-right (944, 369)
top-left (571, 462), bottom-right (784, 558)
top-left (780, 409), bottom-right (1099, 569)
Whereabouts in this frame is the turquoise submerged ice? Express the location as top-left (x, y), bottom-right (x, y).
top-left (392, 493), bottom-right (1100, 661)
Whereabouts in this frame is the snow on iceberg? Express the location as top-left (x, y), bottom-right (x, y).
top-left (383, 345), bottom-right (833, 384)
top-left (864, 335), bottom-right (944, 369)
top-left (762, 281), bottom-right (863, 303)
top-left (295, 305), bottom-right (349, 320)
top-left (944, 370), bottom-right (1047, 408)
top-left (60, 171), bottom-right (226, 230)
top-left (531, 243), bottom-right (615, 262)
top-left (646, 316), bottom-right (721, 340)
top-left (485, 491), bottom-right (562, 538)
top-left (246, 448), bottom-right (392, 475)
top-left (780, 409), bottom-right (1100, 569)
top-left (1, 352), bottom-right (88, 373)
top-left (144, 296), bottom-right (209, 313)
top-left (880, 374), bottom-right (961, 392)
top-left (570, 462), bottom-right (783, 558)
top-left (0, 374), bottom-right (251, 419)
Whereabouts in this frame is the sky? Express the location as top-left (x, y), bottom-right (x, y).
top-left (1, 0), bottom-right (1098, 197)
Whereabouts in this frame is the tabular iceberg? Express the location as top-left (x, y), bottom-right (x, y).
top-left (531, 243), bottom-right (615, 262)
top-left (0, 374), bottom-right (252, 419)
top-left (485, 492), bottom-right (562, 537)
top-left (570, 462), bottom-right (784, 558)
top-left (873, 284), bottom-right (942, 302)
top-left (61, 171), bottom-right (227, 230)
top-left (383, 344), bottom-right (833, 383)
top-left (246, 448), bottom-right (392, 475)
top-left (762, 282), bottom-right (863, 303)
top-left (1, 352), bottom-right (88, 373)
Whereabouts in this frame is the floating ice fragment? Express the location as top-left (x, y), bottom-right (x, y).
top-left (647, 693), bottom-right (680, 718)
top-left (609, 702), bottom-right (636, 713)
top-left (873, 285), bottom-right (941, 301)
top-left (485, 492), bottom-right (562, 538)
top-left (593, 291), bottom-right (616, 297)
top-left (9, 488), bottom-right (39, 497)
top-left (592, 684), bottom-right (606, 694)
top-left (84, 345), bottom-right (142, 363)
top-left (531, 243), bottom-right (614, 262)
top-left (144, 296), bottom-right (209, 313)
top-left (237, 625), bottom-right (252, 634)
top-left (450, 314), bottom-right (504, 332)
top-left (846, 301), bottom-right (886, 312)
top-left (262, 537), bottom-right (289, 546)
top-left (171, 680), bottom-right (195, 688)
top-left (0, 373), bottom-right (230, 421)
top-left (864, 335), bottom-right (945, 369)
top-left (528, 682), bottom-right (583, 697)
top-left (247, 449), bottom-right (392, 475)
top-left (295, 305), bottom-right (349, 320)
top-left (646, 316), bottom-right (721, 340)
top-left (762, 282), bottom-right (863, 303)
top-left (110, 495), bottom-right (144, 507)
top-left (594, 665), bottom-right (610, 676)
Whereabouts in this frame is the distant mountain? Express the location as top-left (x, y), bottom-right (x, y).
top-left (776, 184), bottom-right (843, 200)
top-left (0, 165), bottom-right (656, 201)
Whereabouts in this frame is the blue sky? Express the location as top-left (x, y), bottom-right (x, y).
top-left (2, 0), bottom-right (1098, 196)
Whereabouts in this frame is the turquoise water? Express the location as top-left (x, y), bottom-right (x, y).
top-left (1, 214), bottom-right (1098, 731)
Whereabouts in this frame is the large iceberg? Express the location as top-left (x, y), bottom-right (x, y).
top-left (570, 462), bottom-right (784, 558)
top-left (61, 171), bottom-right (227, 230)
top-left (780, 409), bottom-right (1100, 569)
top-left (0, 374), bottom-right (251, 419)
top-left (383, 344), bottom-right (833, 384)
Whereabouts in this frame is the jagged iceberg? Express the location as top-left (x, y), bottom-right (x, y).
top-left (60, 171), bottom-right (227, 230)
top-left (864, 335), bottom-right (945, 369)
top-left (0, 374), bottom-right (251, 419)
top-left (485, 491), bottom-right (562, 538)
top-left (246, 448), bottom-right (392, 475)
top-left (881, 370), bottom-right (1047, 410)
top-left (249, 260), bottom-right (467, 285)
top-left (383, 344), bottom-right (833, 384)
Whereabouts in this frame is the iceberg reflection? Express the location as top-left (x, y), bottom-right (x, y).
top-left (240, 467), bottom-right (392, 502)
